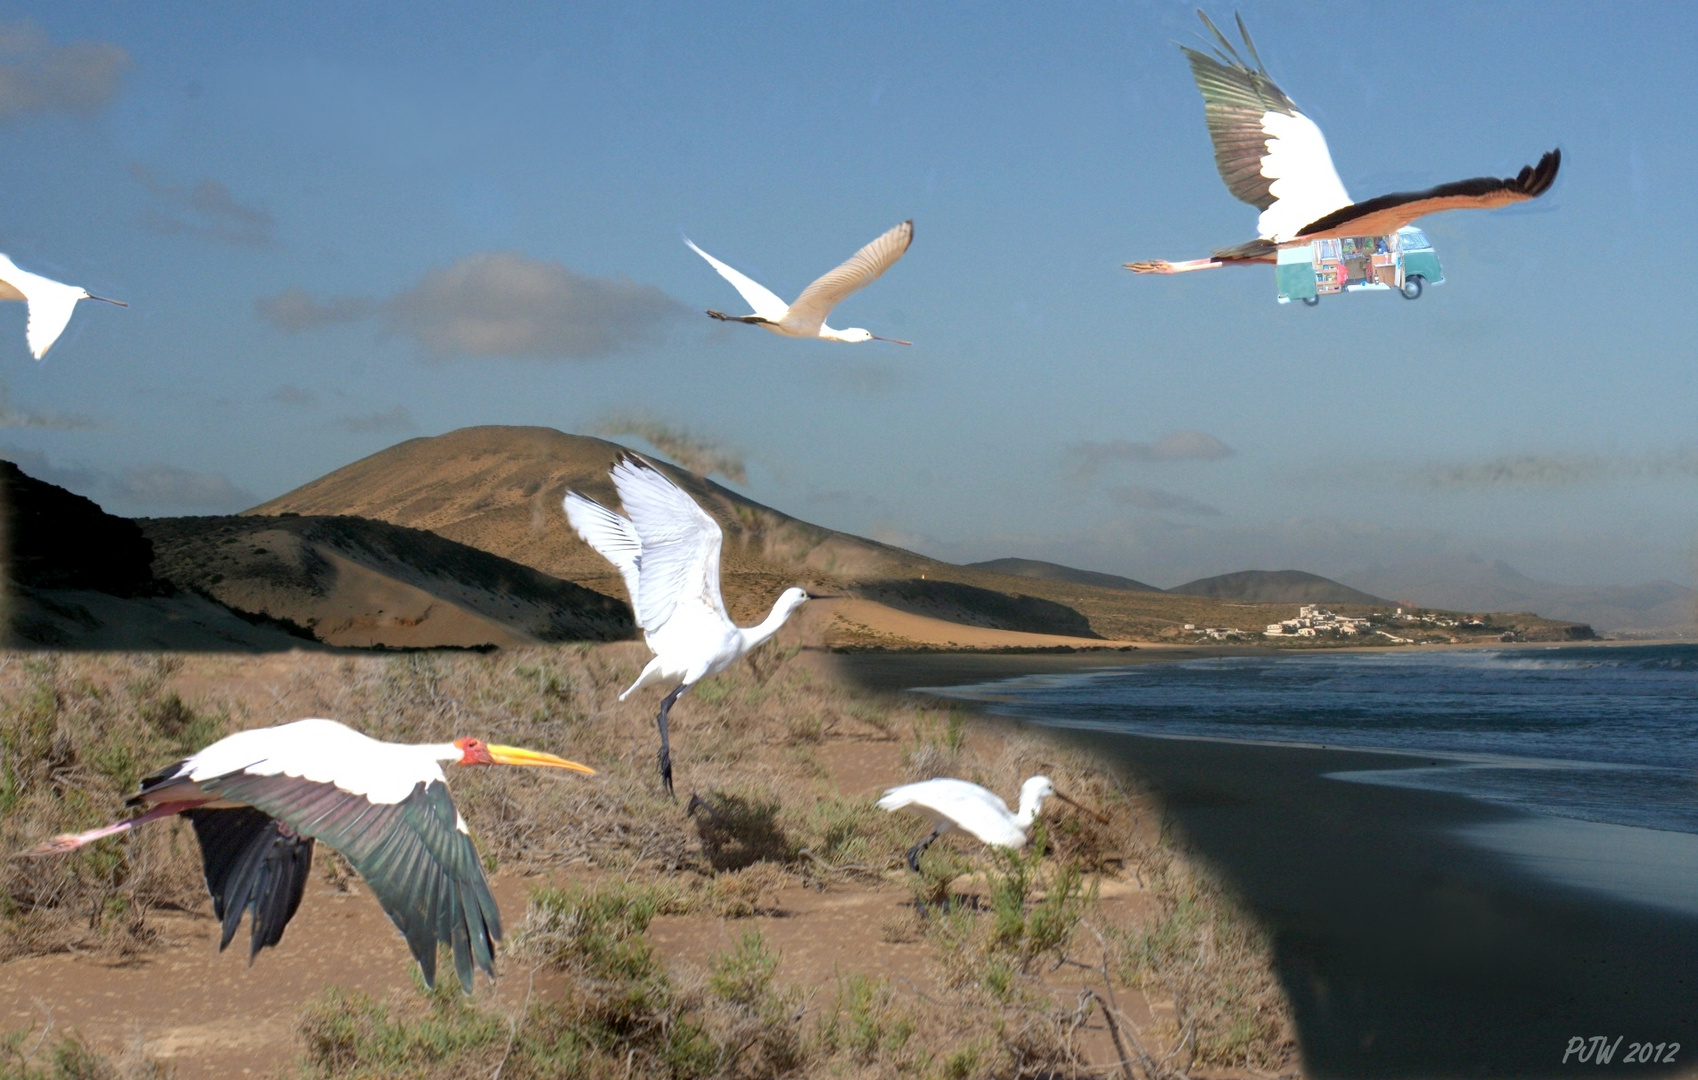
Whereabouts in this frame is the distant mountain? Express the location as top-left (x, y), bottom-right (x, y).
top-left (1, 460), bottom-right (157, 596)
top-left (2, 459), bottom-right (317, 650)
top-left (1169, 570), bottom-right (1388, 606)
top-left (245, 426), bottom-right (1144, 639)
top-left (967, 558), bottom-right (1160, 593)
top-left (242, 428), bottom-right (1592, 645)
top-left (143, 513), bottom-right (634, 649)
top-left (1344, 555), bottom-right (1697, 637)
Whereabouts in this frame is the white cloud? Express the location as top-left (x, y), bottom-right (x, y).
top-left (131, 164), bottom-right (276, 247)
top-left (1069, 431), bottom-right (1235, 476)
top-left (265, 384), bottom-right (319, 407)
top-left (0, 384), bottom-right (93, 429)
top-left (255, 288), bottom-right (376, 331)
top-left (256, 252), bottom-right (687, 360)
top-left (1108, 484), bottom-right (1222, 517)
top-left (0, 448), bottom-right (257, 514)
top-left (387, 252), bottom-right (686, 359)
top-left (0, 21), bottom-right (126, 120)
top-left (1411, 450), bottom-right (1698, 490)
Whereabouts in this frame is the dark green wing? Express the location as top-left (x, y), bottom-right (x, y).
top-left (198, 773), bottom-right (501, 992)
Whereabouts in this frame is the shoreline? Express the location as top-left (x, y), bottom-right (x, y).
top-left (835, 644), bottom-right (1698, 1078)
top-left (819, 636), bottom-right (1693, 695)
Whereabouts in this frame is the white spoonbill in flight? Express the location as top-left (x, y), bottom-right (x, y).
top-left (1125, 12), bottom-right (1559, 279)
top-left (564, 454), bottom-right (814, 795)
top-left (686, 219), bottom-right (913, 345)
top-left (877, 775), bottom-right (1110, 871)
top-left (0, 252), bottom-right (127, 359)
top-left (22, 718), bottom-right (594, 992)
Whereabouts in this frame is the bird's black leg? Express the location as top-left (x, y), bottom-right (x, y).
top-left (656, 684), bottom-right (685, 798)
top-left (905, 823), bottom-right (946, 874)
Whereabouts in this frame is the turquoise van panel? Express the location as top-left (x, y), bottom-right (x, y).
top-left (1276, 262), bottom-right (1317, 300)
top-left (1402, 250), bottom-right (1443, 284)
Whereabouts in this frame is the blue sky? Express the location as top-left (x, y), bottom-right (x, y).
top-left (0, 1), bottom-right (1693, 590)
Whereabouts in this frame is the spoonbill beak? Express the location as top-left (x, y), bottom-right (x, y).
top-left (870, 335), bottom-right (912, 345)
top-left (805, 592), bottom-right (843, 600)
top-left (486, 744), bottom-right (596, 774)
top-left (85, 293), bottom-right (128, 307)
top-left (1052, 791), bottom-right (1111, 824)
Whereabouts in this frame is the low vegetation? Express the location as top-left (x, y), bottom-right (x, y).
top-left (0, 643), bottom-right (1299, 1078)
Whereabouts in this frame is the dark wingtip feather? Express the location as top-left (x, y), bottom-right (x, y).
top-left (1522, 148), bottom-right (1561, 196)
top-left (1233, 12), bottom-right (1268, 75)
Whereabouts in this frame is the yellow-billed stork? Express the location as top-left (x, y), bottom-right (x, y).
top-left (1125, 12), bottom-right (1560, 276)
top-left (22, 718), bottom-right (593, 991)
top-left (563, 453), bottom-right (814, 795)
top-left (877, 776), bottom-right (1109, 872)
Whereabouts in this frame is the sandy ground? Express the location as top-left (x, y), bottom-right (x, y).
top-left (0, 656), bottom-right (1169, 1078)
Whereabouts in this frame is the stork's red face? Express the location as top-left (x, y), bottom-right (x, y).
top-left (453, 737), bottom-right (595, 774)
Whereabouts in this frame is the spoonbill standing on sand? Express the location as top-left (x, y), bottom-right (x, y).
top-left (877, 775), bottom-right (1110, 871)
top-left (564, 454), bottom-right (813, 795)
top-left (0, 252), bottom-right (127, 359)
top-left (1125, 12), bottom-right (1559, 279)
top-left (686, 220), bottom-right (913, 345)
top-left (22, 718), bottom-right (594, 991)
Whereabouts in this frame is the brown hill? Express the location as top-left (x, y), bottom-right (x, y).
top-left (968, 557), bottom-right (1160, 593)
top-left (1170, 570), bottom-right (1387, 606)
top-left (142, 513), bottom-right (633, 649)
top-left (247, 427), bottom-right (1589, 647)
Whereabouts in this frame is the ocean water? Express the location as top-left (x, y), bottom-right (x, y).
top-left (927, 644), bottom-right (1698, 836)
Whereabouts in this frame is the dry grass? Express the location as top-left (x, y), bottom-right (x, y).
top-left (0, 643), bottom-right (1300, 1078)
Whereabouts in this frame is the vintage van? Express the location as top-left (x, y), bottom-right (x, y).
top-left (1275, 226), bottom-right (1444, 305)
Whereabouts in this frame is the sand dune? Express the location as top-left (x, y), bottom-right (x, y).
top-left (142, 513), bottom-right (633, 650)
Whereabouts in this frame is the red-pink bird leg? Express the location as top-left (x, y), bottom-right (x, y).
top-left (17, 802), bottom-right (201, 857)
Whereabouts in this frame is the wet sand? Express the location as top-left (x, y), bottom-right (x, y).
top-left (836, 649), bottom-right (1698, 1079)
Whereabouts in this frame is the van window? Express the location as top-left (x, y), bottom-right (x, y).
top-left (1399, 228), bottom-right (1431, 250)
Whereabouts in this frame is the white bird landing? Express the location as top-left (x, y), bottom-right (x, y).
top-left (564, 453), bottom-right (815, 794)
top-left (22, 718), bottom-right (594, 992)
top-left (0, 252), bottom-right (126, 360)
top-left (877, 775), bottom-right (1110, 871)
top-left (686, 219), bottom-right (913, 344)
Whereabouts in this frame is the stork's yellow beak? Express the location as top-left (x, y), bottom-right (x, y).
top-left (487, 745), bottom-right (596, 774)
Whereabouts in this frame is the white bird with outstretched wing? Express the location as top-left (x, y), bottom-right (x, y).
top-left (686, 220), bottom-right (913, 344)
top-left (564, 454), bottom-right (813, 793)
top-left (0, 252), bottom-right (126, 360)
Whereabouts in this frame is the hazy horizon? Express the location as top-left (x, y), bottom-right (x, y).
top-left (0, 2), bottom-right (1692, 592)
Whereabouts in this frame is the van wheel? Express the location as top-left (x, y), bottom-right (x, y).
top-left (1302, 295), bottom-right (1320, 307)
top-left (1400, 276), bottom-right (1424, 300)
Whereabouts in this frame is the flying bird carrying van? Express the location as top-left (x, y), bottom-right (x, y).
top-left (1126, 11), bottom-right (1559, 305)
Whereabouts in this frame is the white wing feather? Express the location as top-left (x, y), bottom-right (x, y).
top-left (183, 718), bottom-right (446, 806)
top-left (25, 288), bottom-right (82, 360)
top-left (0, 253), bottom-right (85, 360)
top-left (781, 220), bottom-right (913, 335)
top-left (563, 490), bottom-right (644, 611)
top-left (877, 777), bottom-right (1026, 848)
top-left (685, 237), bottom-right (790, 322)
top-left (1254, 111), bottom-right (1352, 242)
top-left (608, 456), bottom-right (729, 633)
